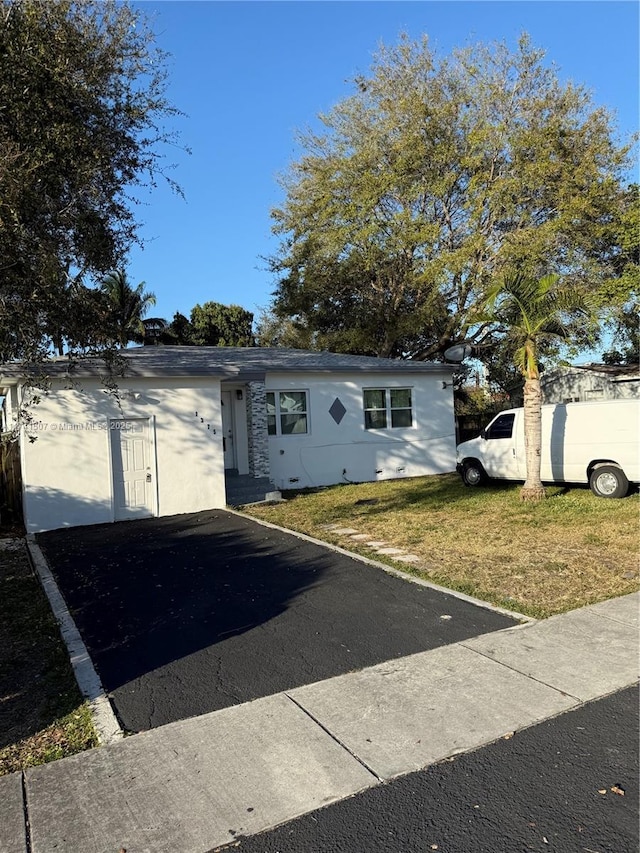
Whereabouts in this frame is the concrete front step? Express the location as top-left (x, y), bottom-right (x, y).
top-left (225, 475), bottom-right (274, 506)
top-left (226, 493), bottom-right (271, 506)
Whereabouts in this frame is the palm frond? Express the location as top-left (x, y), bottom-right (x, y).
top-left (482, 269), bottom-right (591, 378)
top-left (98, 269), bottom-right (157, 346)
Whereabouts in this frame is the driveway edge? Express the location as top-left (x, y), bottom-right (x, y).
top-left (26, 536), bottom-right (124, 746)
top-left (229, 509), bottom-right (536, 624)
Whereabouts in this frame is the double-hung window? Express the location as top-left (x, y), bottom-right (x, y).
top-left (266, 391), bottom-right (309, 435)
top-left (363, 388), bottom-right (413, 430)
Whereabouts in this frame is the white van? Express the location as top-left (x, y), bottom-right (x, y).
top-left (456, 399), bottom-right (640, 498)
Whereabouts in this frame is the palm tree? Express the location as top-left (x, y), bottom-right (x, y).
top-left (99, 270), bottom-right (156, 347)
top-left (483, 271), bottom-right (590, 502)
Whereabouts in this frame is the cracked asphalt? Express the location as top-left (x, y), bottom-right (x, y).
top-left (38, 510), bottom-right (517, 732)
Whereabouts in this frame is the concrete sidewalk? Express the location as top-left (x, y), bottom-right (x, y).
top-left (2, 592), bottom-right (638, 853)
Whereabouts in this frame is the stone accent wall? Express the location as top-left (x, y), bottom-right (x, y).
top-left (246, 381), bottom-right (270, 478)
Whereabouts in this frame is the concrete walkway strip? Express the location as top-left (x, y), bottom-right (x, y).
top-left (0, 773), bottom-right (27, 853)
top-left (288, 643), bottom-right (578, 781)
top-left (463, 597), bottom-right (640, 702)
top-left (24, 693), bottom-right (376, 853)
top-left (587, 590), bottom-right (639, 628)
top-left (26, 537), bottom-right (123, 746)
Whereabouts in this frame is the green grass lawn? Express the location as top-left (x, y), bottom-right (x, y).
top-left (245, 474), bottom-right (640, 619)
top-left (0, 542), bottom-right (98, 776)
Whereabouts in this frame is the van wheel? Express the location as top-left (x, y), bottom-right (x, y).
top-left (462, 461), bottom-right (487, 487)
top-left (589, 465), bottom-right (629, 499)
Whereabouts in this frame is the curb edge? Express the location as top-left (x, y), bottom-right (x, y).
top-left (25, 536), bottom-right (124, 746)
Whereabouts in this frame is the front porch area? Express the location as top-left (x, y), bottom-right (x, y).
top-left (224, 471), bottom-right (275, 506)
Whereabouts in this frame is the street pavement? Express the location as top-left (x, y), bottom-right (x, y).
top-left (35, 510), bottom-right (516, 732)
top-left (234, 684), bottom-right (639, 853)
top-left (2, 589), bottom-right (637, 853)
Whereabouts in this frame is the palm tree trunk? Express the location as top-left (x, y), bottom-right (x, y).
top-left (521, 375), bottom-right (546, 501)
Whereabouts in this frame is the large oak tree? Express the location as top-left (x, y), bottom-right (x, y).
top-left (266, 34), bottom-right (632, 361)
top-left (0, 0), bottom-right (182, 363)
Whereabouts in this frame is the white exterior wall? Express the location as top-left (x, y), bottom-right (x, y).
top-left (20, 377), bottom-right (225, 533)
top-left (265, 371), bottom-right (456, 490)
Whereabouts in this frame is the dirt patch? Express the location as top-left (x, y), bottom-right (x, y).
top-left (0, 541), bottom-right (97, 775)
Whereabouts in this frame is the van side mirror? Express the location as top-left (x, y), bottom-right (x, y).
top-left (481, 428), bottom-right (487, 440)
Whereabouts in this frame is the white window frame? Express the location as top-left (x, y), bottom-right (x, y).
top-left (266, 390), bottom-right (310, 436)
top-left (363, 387), bottom-right (414, 430)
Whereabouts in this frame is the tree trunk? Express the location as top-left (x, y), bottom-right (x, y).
top-left (520, 375), bottom-right (546, 501)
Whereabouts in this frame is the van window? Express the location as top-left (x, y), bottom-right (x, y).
top-left (486, 413), bottom-right (515, 439)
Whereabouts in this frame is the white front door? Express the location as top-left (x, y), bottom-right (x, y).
top-left (221, 391), bottom-right (236, 469)
top-left (110, 419), bottom-right (155, 521)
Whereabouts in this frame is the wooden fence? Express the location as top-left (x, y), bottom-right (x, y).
top-left (0, 439), bottom-right (22, 524)
top-left (455, 410), bottom-right (503, 445)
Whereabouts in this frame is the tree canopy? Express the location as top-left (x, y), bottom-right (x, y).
top-left (266, 33), bottom-right (633, 362)
top-left (172, 303), bottom-right (255, 347)
top-left (0, 0), bottom-right (182, 363)
top-left (599, 184), bottom-right (639, 364)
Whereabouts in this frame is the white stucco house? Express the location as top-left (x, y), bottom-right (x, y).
top-left (0, 347), bottom-right (457, 533)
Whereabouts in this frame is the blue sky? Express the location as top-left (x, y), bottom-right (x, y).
top-left (128, 1), bottom-right (639, 328)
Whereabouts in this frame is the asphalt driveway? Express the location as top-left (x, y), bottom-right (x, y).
top-left (37, 510), bottom-right (517, 733)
